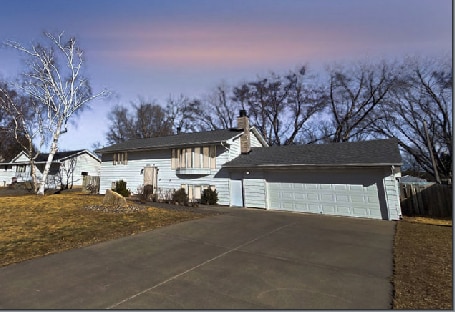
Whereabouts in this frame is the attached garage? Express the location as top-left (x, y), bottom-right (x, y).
top-left (224, 139), bottom-right (402, 221)
top-left (266, 169), bottom-right (392, 220)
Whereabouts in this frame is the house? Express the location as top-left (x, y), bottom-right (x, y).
top-left (399, 175), bottom-right (428, 183)
top-left (95, 111), bottom-right (268, 201)
top-left (0, 150), bottom-right (101, 189)
top-left (96, 111), bottom-right (402, 220)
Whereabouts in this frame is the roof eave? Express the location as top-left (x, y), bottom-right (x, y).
top-left (223, 162), bottom-right (403, 169)
top-left (96, 139), bottom-right (234, 154)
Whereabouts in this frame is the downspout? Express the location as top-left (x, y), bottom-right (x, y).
top-left (391, 165), bottom-right (402, 219)
top-left (382, 170), bottom-right (391, 221)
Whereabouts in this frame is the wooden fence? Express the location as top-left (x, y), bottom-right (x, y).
top-left (399, 182), bottom-right (452, 218)
top-left (82, 175), bottom-right (100, 194)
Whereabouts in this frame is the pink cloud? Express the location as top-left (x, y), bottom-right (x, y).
top-left (92, 21), bottom-right (367, 69)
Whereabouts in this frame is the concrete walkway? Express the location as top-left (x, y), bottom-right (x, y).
top-left (0, 207), bottom-right (395, 309)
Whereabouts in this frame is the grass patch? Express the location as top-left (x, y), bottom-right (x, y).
top-left (393, 217), bottom-right (453, 309)
top-left (0, 191), bottom-right (213, 267)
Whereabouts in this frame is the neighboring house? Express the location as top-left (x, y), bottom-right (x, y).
top-left (0, 150), bottom-right (101, 189)
top-left (96, 111), bottom-right (402, 221)
top-left (399, 175), bottom-right (428, 183)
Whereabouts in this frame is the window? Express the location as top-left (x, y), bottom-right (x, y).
top-left (171, 145), bottom-right (216, 170)
top-left (113, 152), bottom-right (128, 165)
top-left (181, 184), bottom-right (205, 201)
top-left (16, 165), bottom-right (26, 172)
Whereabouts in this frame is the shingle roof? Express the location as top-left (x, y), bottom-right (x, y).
top-left (95, 129), bottom-right (244, 153)
top-left (35, 150), bottom-right (85, 162)
top-left (223, 138), bottom-right (402, 168)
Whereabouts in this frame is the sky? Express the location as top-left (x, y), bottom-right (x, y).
top-left (0, 0), bottom-right (452, 152)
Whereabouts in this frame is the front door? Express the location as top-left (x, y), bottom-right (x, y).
top-left (143, 165), bottom-right (158, 192)
top-left (230, 179), bottom-right (244, 207)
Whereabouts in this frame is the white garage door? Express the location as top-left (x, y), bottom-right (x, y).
top-left (267, 171), bottom-right (385, 219)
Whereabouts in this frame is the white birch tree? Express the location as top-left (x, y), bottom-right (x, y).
top-left (0, 83), bottom-right (45, 192)
top-left (4, 32), bottom-right (108, 194)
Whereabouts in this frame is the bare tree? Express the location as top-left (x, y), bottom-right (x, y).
top-left (232, 67), bottom-right (326, 145)
top-left (198, 83), bottom-right (242, 130)
top-left (324, 60), bottom-right (397, 142)
top-left (106, 105), bottom-right (135, 144)
top-left (4, 32), bottom-right (108, 194)
top-left (0, 82), bottom-right (45, 191)
top-left (165, 94), bottom-right (203, 133)
top-left (371, 56), bottom-right (452, 179)
top-left (133, 100), bottom-right (173, 138)
top-left (106, 100), bottom-right (174, 144)
top-left (58, 156), bottom-right (77, 189)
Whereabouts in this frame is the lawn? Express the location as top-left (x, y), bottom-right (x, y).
top-left (0, 190), bottom-right (452, 309)
top-left (392, 216), bottom-right (453, 309)
top-left (0, 190), bottom-right (217, 267)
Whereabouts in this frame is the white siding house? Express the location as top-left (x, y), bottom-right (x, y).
top-left (96, 111), bottom-right (402, 221)
top-left (0, 150), bottom-right (101, 188)
top-left (97, 124), bottom-right (267, 206)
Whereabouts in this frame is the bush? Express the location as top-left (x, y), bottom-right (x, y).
top-left (86, 183), bottom-right (98, 194)
top-left (114, 180), bottom-right (130, 197)
top-left (141, 184), bottom-right (154, 202)
top-left (201, 188), bottom-right (218, 205)
top-left (172, 188), bottom-right (188, 205)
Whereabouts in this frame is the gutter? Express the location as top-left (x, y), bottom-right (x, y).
top-left (223, 163), bottom-right (403, 169)
top-left (96, 140), bottom-right (234, 154)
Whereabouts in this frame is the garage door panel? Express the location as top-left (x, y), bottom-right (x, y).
top-left (321, 205), bottom-right (336, 214)
top-left (293, 193), bottom-right (306, 200)
top-left (335, 194), bottom-right (350, 203)
top-left (367, 196), bottom-right (379, 204)
top-left (267, 171), bottom-right (383, 219)
top-left (336, 206), bottom-right (351, 215)
top-left (352, 207), bottom-right (369, 217)
top-left (334, 184), bottom-right (348, 190)
top-left (308, 204), bottom-right (320, 213)
top-left (349, 184), bottom-right (364, 191)
top-left (350, 196), bottom-right (366, 203)
top-left (321, 193), bottom-right (334, 202)
top-left (304, 184), bottom-right (318, 190)
top-left (281, 192), bottom-right (294, 200)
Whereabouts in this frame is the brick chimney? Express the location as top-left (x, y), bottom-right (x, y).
top-left (237, 110), bottom-right (251, 154)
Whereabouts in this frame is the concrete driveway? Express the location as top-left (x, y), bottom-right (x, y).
top-left (0, 207), bottom-right (395, 309)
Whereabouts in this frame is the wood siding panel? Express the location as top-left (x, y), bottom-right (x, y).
top-left (384, 173), bottom-right (402, 219)
top-left (229, 137), bottom-right (241, 161)
top-left (171, 149), bottom-right (177, 169)
top-left (250, 131), bottom-right (263, 148)
top-left (202, 147), bottom-right (210, 168)
top-left (194, 147), bottom-right (201, 168)
top-left (210, 145), bottom-right (216, 169)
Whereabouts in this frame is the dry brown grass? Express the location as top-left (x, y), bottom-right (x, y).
top-left (393, 217), bottom-right (453, 309)
top-left (0, 191), bottom-right (213, 267)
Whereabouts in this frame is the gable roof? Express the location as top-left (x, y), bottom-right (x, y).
top-left (2, 150), bottom-right (100, 165)
top-left (95, 129), bottom-right (247, 153)
top-left (223, 138), bottom-right (402, 168)
top-left (35, 150), bottom-right (85, 162)
top-left (36, 150), bottom-right (101, 163)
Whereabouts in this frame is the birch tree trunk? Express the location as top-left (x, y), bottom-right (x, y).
top-left (37, 127), bottom-right (61, 194)
top-left (4, 31), bottom-right (108, 194)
